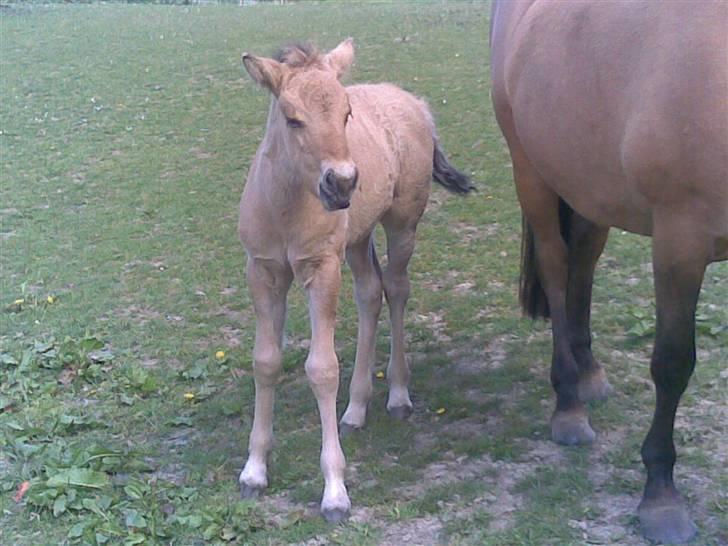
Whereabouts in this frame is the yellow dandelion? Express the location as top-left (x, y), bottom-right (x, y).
top-left (436, 407), bottom-right (446, 415)
top-left (375, 371), bottom-right (385, 379)
top-left (14, 298), bottom-right (24, 305)
top-left (215, 350), bottom-right (226, 360)
top-left (183, 392), bottom-right (195, 400)
top-left (47, 295), bottom-right (55, 304)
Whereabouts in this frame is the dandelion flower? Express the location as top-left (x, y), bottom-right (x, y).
top-left (436, 407), bottom-right (446, 415)
top-left (215, 350), bottom-right (226, 360)
top-left (184, 392), bottom-right (195, 400)
top-left (13, 298), bottom-right (24, 305)
top-left (47, 295), bottom-right (55, 304)
top-left (375, 371), bottom-right (385, 379)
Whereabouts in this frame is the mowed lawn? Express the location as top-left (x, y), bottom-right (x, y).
top-left (1, 2), bottom-right (726, 545)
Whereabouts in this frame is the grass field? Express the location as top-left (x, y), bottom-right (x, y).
top-left (1, 2), bottom-right (726, 545)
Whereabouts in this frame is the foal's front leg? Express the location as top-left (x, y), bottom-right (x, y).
top-left (239, 258), bottom-right (292, 498)
top-left (301, 256), bottom-right (351, 522)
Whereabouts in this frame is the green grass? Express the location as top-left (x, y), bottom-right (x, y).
top-left (2, 2), bottom-right (727, 545)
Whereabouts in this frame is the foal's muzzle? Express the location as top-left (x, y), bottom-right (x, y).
top-left (319, 167), bottom-right (358, 211)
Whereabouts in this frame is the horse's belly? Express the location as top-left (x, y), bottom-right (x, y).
top-left (528, 158), bottom-right (654, 235)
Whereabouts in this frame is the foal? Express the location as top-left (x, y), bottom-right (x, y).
top-left (237, 40), bottom-right (472, 521)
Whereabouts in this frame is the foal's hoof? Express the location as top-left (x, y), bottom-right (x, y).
top-left (577, 367), bottom-right (614, 403)
top-left (321, 507), bottom-right (350, 524)
top-left (387, 404), bottom-right (413, 421)
top-left (239, 483), bottom-right (265, 500)
top-left (339, 422), bottom-right (362, 437)
top-left (638, 498), bottom-right (697, 544)
top-left (551, 409), bottom-right (596, 445)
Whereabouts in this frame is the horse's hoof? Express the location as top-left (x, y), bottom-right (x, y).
top-left (339, 422), bottom-right (362, 437)
top-left (239, 483), bottom-right (265, 500)
top-left (638, 498), bottom-right (697, 544)
top-left (321, 507), bottom-right (350, 524)
top-left (387, 404), bottom-right (413, 421)
top-left (577, 367), bottom-right (614, 402)
top-left (551, 409), bottom-right (596, 445)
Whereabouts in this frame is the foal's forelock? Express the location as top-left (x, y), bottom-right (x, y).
top-left (273, 42), bottom-right (324, 69)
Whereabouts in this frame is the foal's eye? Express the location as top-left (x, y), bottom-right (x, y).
top-left (286, 118), bottom-right (304, 129)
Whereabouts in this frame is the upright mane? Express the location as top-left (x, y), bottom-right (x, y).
top-left (273, 42), bottom-right (323, 68)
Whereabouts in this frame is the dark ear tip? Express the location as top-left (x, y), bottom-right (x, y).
top-left (242, 53), bottom-right (252, 62)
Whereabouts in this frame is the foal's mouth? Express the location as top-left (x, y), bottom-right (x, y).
top-left (319, 185), bottom-right (351, 211)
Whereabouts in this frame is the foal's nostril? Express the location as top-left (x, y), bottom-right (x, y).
top-left (325, 169), bottom-right (337, 188)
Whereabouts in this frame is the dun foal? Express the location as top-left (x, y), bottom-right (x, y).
top-left (237, 40), bottom-right (472, 521)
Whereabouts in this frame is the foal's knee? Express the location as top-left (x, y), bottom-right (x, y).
top-left (383, 271), bottom-right (410, 304)
top-left (253, 348), bottom-right (282, 386)
top-left (305, 353), bottom-right (339, 393)
top-left (355, 277), bottom-right (382, 314)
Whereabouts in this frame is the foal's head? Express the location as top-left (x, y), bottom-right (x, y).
top-left (243, 40), bottom-right (357, 211)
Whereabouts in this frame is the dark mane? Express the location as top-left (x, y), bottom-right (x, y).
top-left (273, 42), bottom-right (322, 68)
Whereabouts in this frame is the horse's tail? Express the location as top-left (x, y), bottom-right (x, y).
top-left (519, 198), bottom-right (573, 319)
top-left (432, 137), bottom-right (474, 194)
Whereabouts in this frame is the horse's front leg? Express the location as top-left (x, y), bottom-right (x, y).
top-left (301, 256), bottom-right (351, 522)
top-left (239, 258), bottom-right (292, 498)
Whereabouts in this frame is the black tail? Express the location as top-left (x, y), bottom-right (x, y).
top-left (519, 198), bottom-right (573, 319)
top-left (432, 139), bottom-right (474, 194)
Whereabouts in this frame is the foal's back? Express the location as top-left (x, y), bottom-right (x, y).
top-left (344, 83), bottom-right (434, 245)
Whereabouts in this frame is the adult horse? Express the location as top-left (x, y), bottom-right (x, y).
top-left (238, 40), bottom-right (472, 521)
top-left (490, 1), bottom-right (727, 543)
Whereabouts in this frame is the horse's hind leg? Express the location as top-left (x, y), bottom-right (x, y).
top-left (340, 235), bottom-right (383, 433)
top-left (239, 258), bottom-right (292, 498)
top-left (638, 213), bottom-right (707, 544)
top-left (566, 213), bottom-right (613, 402)
top-left (381, 221), bottom-right (418, 419)
top-left (513, 149), bottom-right (595, 445)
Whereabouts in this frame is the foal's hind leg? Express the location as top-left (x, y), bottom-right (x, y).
top-left (239, 258), bottom-right (292, 498)
top-left (340, 236), bottom-right (383, 433)
top-left (381, 222), bottom-right (418, 419)
top-left (566, 213), bottom-right (613, 402)
top-left (638, 213), bottom-right (707, 544)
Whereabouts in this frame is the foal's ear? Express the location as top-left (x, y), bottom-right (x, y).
top-left (242, 53), bottom-right (286, 96)
top-left (324, 38), bottom-right (355, 79)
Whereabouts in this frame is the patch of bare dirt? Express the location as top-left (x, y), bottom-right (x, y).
top-left (451, 335), bottom-right (510, 375)
top-left (115, 305), bottom-right (162, 324)
top-left (378, 516), bottom-right (444, 546)
top-left (219, 325), bottom-right (244, 348)
top-left (210, 305), bottom-right (249, 324)
top-left (449, 221), bottom-right (501, 243)
top-left (414, 311), bottom-right (452, 343)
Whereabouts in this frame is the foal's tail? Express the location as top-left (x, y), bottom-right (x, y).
top-left (520, 198), bottom-right (573, 319)
top-left (432, 137), bottom-right (474, 194)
